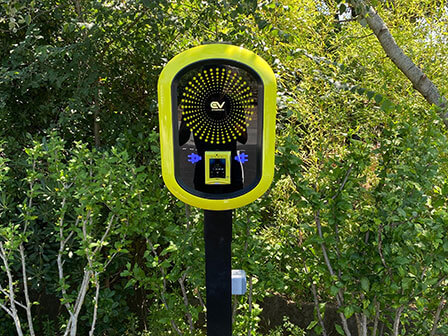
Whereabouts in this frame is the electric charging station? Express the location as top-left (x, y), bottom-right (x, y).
top-left (158, 43), bottom-right (276, 335)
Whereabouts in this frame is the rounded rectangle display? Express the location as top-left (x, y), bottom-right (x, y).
top-left (175, 61), bottom-right (262, 197)
top-left (158, 44), bottom-right (276, 210)
top-left (205, 151), bottom-right (231, 185)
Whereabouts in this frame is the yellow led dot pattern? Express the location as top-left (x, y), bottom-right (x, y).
top-left (180, 67), bottom-right (256, 144)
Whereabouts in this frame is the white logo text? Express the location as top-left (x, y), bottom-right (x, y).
top-left (210, 101), bottom-right (225, 110)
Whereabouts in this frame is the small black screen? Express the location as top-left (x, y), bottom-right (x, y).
top-left (210, 159), bottom-right (226, 178)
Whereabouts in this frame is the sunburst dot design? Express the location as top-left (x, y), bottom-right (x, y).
top-left (180, 67), bottom-right (255, 144)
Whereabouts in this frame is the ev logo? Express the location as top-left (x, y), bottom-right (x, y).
top-left (210, 101), bottom-right (225, 111)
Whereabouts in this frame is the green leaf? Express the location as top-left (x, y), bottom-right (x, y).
top-left (344, 305), bottom-right (355, 319)
top-left (124, 279), bottom-right (135, 289)
top-left (335, 324), bottom-right (345, 335)
top-left (330, 285), bottom-right (339, 296)
top-left (397, 208), bottom-right (406, 217)
top-left (307, 320), bottom-right (318, 330)
top-left (374, 94), bottom-right (383, 104)
top-left (381, 99), bottom-right (394, 112)
top-left (161, 243), bottom-right (178, 256)
top-left (361, 277), bottom-right (370, 292)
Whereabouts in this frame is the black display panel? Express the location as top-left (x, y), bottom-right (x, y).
top-left (210, 159), bottom-right (226, 179)
top-left (172, 60), bottom-right (263, 199)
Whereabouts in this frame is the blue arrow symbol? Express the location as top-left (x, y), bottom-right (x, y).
top-left (234, 153), bottom-right (248, 164)
top-left (188, 153), bottom-right (202, 164)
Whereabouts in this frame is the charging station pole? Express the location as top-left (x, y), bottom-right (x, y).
top-left (204, 210), bottom-right (232, 336)
top-left (158, 43), bottom-right (276, 336)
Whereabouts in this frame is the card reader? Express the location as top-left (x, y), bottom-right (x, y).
top-left (205, 151), bottom-right (231, 185)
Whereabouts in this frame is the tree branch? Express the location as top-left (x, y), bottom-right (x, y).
top-left (303, 250), bottom-right (327, 336)
top-left (312, 282), bottom-right (328, 335)
top-left (57, 199), bottom-right (76, 323)
top-left (58, 222), bottom-right (75, 336)
top-left (195, 287), bottom-right (206, 310)
top-left (19, 244), bottom-right (35, 336)
top-left (185, 204), bottom-right (191, 230)
top-left (0, 302), bottom-right (13, 317)
top-left (308, 271), bottom-right (327, 336)
top-left (62, 211), bottom-right (93, 336)
top-left (0, 242), bottom-right (24, 336)
top-left (0, 284), bottom-right (26, 310)
top-left (430, 298), bottom-right (446, 336)
top-left (89, 272), bottom-right (100, 336)
top-left (315, 211), bottom-right (352, 336)
top-left (178, 269), bottom-right (194, 333)
top-left (355, 313), bottom-right (362, 336)
top-left (372, 298), bottom-right (380, 336)
top-left (70, 270), bottom-right (91, 336)
top-left (331, 164), bottom-right (353, 281)
top-left (246, 275), bottom-right (254, 336)
top-left (331, 164), bottom-right (353, 200)
top-left (147, 238), bottom-right (182, 335)
top-left (58, 226), bottom-right (75, 315)
top-left (349, 0), bottom-right (448, 127)
top-left (392, 306), bottom-right (404, 336)
top-left (93, 214), bottom-right (115, 254)
top-left (377, 222), bottom-right (390, 273)
top-left (361, 312), bottom-right (368, 336)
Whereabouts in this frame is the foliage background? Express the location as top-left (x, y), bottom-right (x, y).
top-left (0, 0), bottom-right (447, 335)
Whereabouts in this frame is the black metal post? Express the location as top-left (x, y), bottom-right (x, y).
top-left (204, 210), bottom-right (232, 336)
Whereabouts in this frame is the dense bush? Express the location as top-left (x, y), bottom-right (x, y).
top-left (0, 0), bottom-right (447, 335)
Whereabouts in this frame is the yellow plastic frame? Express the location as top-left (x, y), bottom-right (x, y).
top-left (205, 151), bottom-right (231, 185)
top-left (158, 44), bottom-right (276, 210)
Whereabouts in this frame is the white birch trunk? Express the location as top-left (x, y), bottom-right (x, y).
top-left (19, 244), bottom-right (35, 336)
top-left (392, 306), bottom-right (404, 336)
top-left (0, 243), bottom-right (24, 336)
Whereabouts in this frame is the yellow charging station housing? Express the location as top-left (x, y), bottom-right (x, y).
top-left (158, 44), bottom-right (276, 210)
